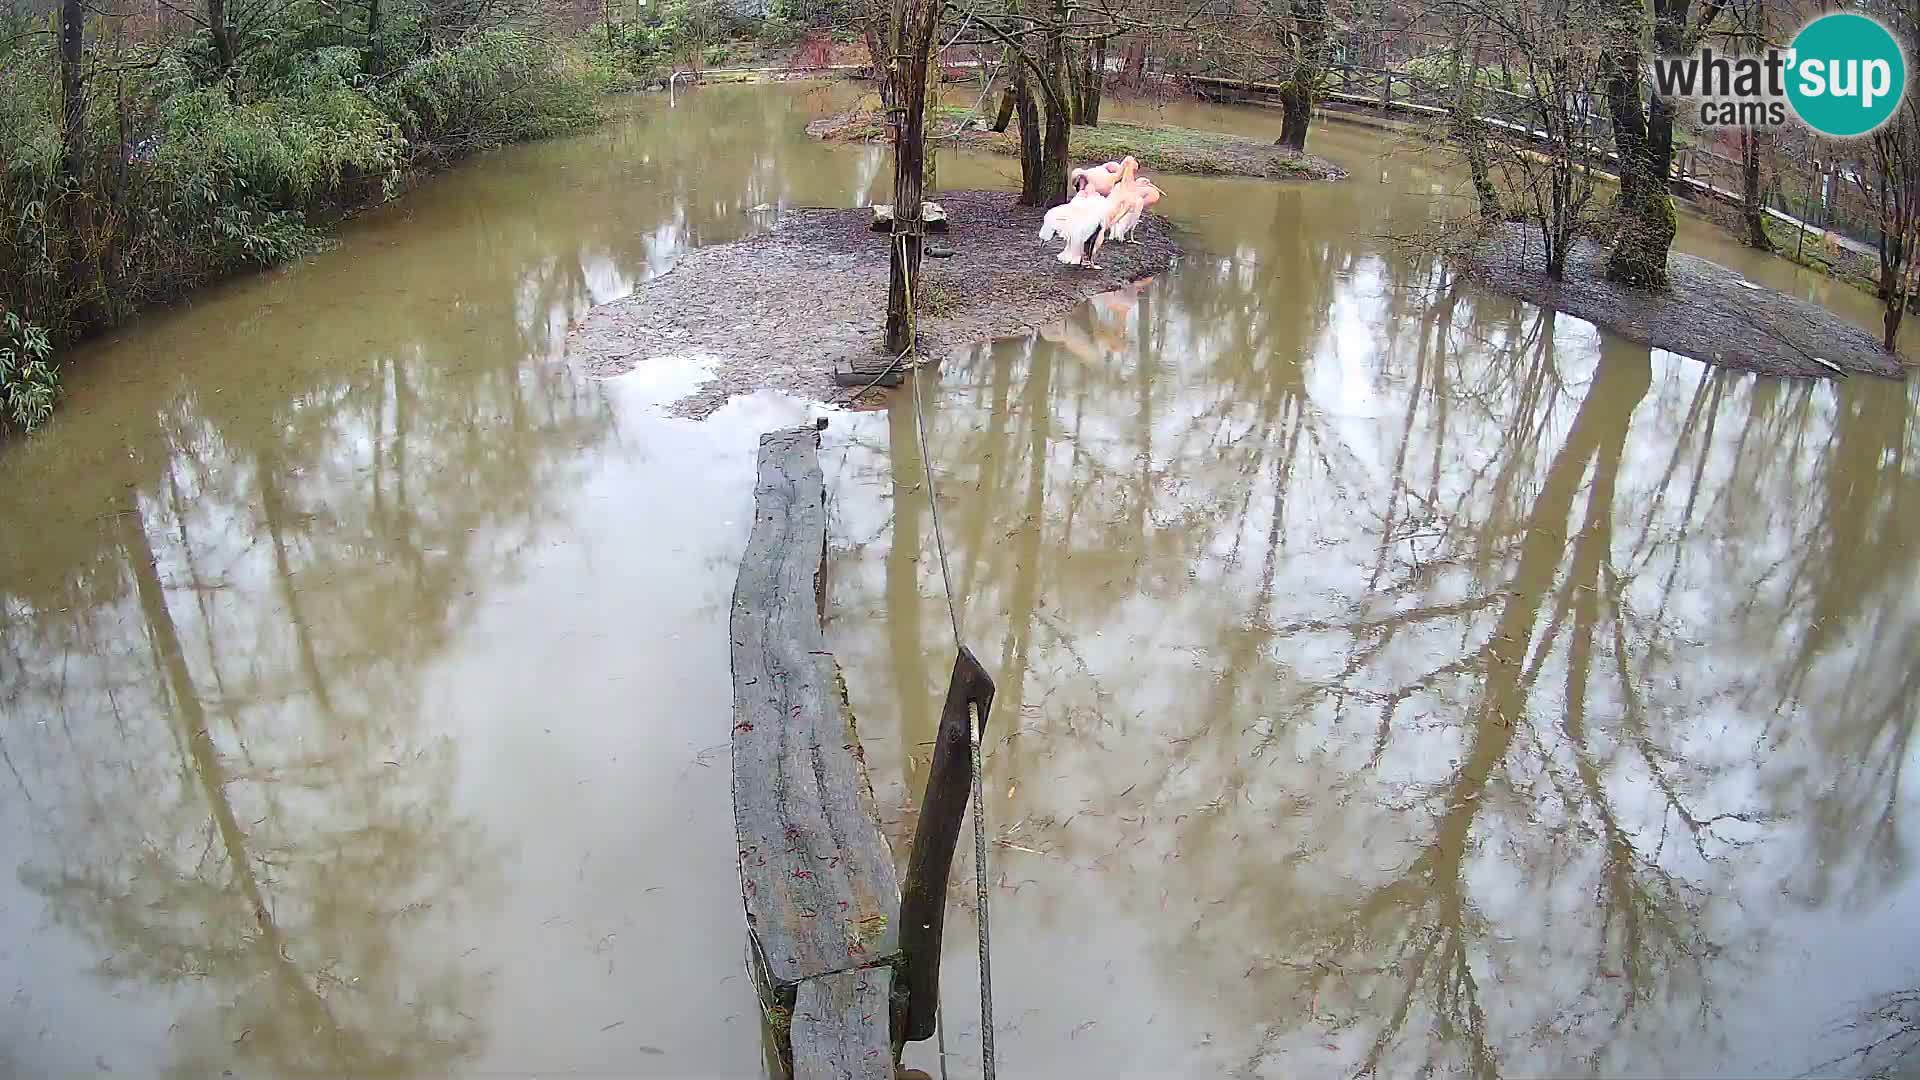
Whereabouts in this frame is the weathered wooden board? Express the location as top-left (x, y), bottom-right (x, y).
top-left (897, 646), bottom-right (995, 1043)
top-left (731, 424), bottom-right (902, 988)
top-left (791, 968), bottom-right (895, 1080)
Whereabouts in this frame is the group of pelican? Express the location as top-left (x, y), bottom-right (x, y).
top-left (1037, 156), bottom-right (1165, 270)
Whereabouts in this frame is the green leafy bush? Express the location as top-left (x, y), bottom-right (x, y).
top-left (584, 22), bottom-right (672, 90)
top-left (0, 310), bottom-right (58, 433)
top-left (373, 30), bottom-right (600, 153)
top-left (0, 25), bottom-right (601, 427)
top-left (758, 15), bottom-right (803, 46)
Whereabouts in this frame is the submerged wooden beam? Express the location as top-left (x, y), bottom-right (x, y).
top-left (730, 421), bottom-right (901, 1079)
top-left (895, 647), bottom-right (996, 1044)
top-left (832, 356), bottom-right (907, 388)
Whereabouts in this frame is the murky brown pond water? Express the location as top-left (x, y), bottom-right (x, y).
top-left (2, 83), bottom-right (1916, 1078)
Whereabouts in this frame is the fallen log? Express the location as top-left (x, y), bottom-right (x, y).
top-left (730, 420), bottom-right (901, 1080)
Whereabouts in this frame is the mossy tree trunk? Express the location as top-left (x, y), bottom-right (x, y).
top-left (1602, 0), bottom-right (1718, 287)
top-left (1062, 41), bottom-right (1082, 123)
top-left (1090, 39), bottom-right (1106, 123)
top-left (1449, 38), bottom-right (1500, 219)
top-left (1602, 37), bottom-right (1675, 287)
top-left (1274, 0), bottom-right (1326, 152)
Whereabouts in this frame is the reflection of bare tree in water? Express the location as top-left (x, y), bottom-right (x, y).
top-left (826, 181), bottom-right (1920, 1074)
top-left (11, 491), bottom-right (491, 1074)
top-left (1814, 987), bottom-right (1920, 1080)
top-left (1239, 343), bottom-right (1712, 1077)
top-left (1, 304), bottom-right (613, 1073)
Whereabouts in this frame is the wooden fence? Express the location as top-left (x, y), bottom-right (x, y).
top-left (1186, 64), bottom-right (1882, 257)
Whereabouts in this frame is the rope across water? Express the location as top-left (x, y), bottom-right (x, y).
top-left (896, 231), bottom-right (996, 1080)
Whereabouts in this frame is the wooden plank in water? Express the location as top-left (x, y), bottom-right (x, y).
top-left (833, 356), bottom-right (906, 388)
top-left (791, 968), bottom-right (895, 1080)
top-left (731, 424), bottom-right (902, 989)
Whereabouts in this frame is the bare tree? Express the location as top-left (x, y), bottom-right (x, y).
top-left (1855, 0), bottom-right (1920, 349)
top-left (1427, 0), bottom-right (1605, 277)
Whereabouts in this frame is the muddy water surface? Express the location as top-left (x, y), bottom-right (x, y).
top-left (828, 106), bottom-right (1920, 1078)
top-left (0, 83), bottom-right (1915, 1079)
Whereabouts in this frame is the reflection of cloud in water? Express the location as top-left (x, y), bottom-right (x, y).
top-left (602, 354), bottom-right (723, 408)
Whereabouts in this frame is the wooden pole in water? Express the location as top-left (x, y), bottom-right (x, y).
top-left (895, 646), bottom-right (995, 1046)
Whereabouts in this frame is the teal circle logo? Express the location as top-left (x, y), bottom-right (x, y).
top-left (1786, 13), bottom-right (1907, 137)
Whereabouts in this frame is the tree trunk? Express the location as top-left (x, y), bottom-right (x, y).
top-left (364, 0), bottom-right (382, 74)
top-left (1602, 44), bottom-right (1674, 287)
top-left (1450, 40), bottom-right (1500, 219)
top-left (1740, 127), bottom-right (1773, 251)
top-left (1062, 43), bottom-right (1082, 124)
top-left (992, 86), bottom-right (1015, 131)
top-left (1014, 61), bottom-right (1044, 204)
top-left (1602, 0), bottom-right (1698, 286)
top-left (207, 0), bottom-right (234, 80)
top-left (1881, 197), bottom-right (1917, 350)
top-left (1040, 95), bottom-right (1069, 205)
top-left (865, 19), bottom-right (892, 108)
top-left (1277, 81), bottom-right (1311, 150)
top-left (1274, 0), bottom-right (1326, 152)
top-left (1073, 39), bottom-right (1103, 125)
top-left (1038, 16), bottom-right (1071, 207)
top-left (1084, 38), bottom-right (1104, 124)
top-left (58, 0), bottom-right (97, 331)
top-left (883, 0), bottom-right (938, 355)
top-left (924, 46), bottom-right (939, 196)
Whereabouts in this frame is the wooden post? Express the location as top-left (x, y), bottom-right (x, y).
top-left (895, 647), bottom-right (996, 1045)
top-left (1798, 168), bottom-right (1813, 263)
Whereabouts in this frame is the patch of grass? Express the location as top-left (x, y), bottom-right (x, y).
top-left (1764, 219), bottom-right (1884, 296)
top-left (933, 108), bottom-right (1343, 180)
top-left (915, 277), bottom-right (959, 317)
